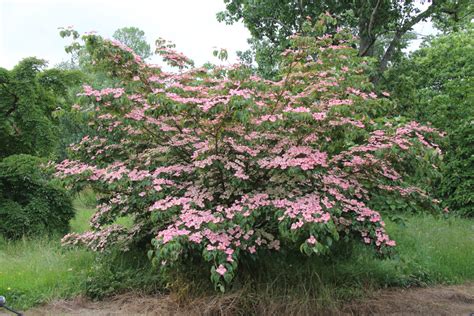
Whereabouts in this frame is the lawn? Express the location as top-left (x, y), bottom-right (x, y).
top-left (0, 205), bottom-right (473, 311)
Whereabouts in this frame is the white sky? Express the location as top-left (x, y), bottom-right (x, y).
top-left (0, 0), bottom-right (251, 69)
top-left (0, 0), bottom-right (436, 70)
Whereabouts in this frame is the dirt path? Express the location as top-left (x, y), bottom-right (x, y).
top-left (16, 283), bottom-right (474, 315)
top-left (345, 283), bottom-right (474, 315)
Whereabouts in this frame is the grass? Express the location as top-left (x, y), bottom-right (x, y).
top-left (0, 236), bottom-right (94, 309)
top-left (385, 214), bottom-right (474, 283)
top-left (71, 189), bottom-right (133, 233)
top-left (0, 195), bottom-right (96, 310)
top-left (0, 193), bottom-right (135, 311)
top-left (179, 214), bottom-right (474, 314)
top-left (0, 204), bottom-right (473, 312)
top-left (70, 188), bottom-right (96, 233)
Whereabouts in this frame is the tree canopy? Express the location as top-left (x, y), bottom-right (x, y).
top-left (0, 58), bottom-right (82, 158)
top-left (384, 26), bottom-right (474, 216)
top-left (218, 0), bottom-right (473, 78)
top-left (112, 26), bottom-right (153, 60)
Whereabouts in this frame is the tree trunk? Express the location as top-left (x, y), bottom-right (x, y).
top-left (359, 32), bottom-right (376, 57)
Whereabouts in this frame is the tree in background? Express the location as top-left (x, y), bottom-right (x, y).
top-left (218, 0), bottom-right (472, 78)
top-left (112, 26), bottom-right (153, 60)
top-left (0, 58), bottom-right (80, 240)
top-left (383, 26), bottom-right (473, 216)
top-left (432, 0), bottom-right (474, 32)
top-left (0, 57), bottom-right (82, 158)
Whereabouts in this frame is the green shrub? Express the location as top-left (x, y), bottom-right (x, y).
top-left (383, 27), bottom-right (474, 216)
top-left (0, 154), bottom-right (75, 239)
top-left (441, 121), bottom-right (474, 216)
top-left (85, 249), bottom-right (164, 299)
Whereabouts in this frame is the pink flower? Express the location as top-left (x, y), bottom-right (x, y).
top-left (312, 112), bottom-right (327, 121)
top-left (307, 235), bottom-right (317, 245)
top-left (216, 264), bottom-right (227, 276)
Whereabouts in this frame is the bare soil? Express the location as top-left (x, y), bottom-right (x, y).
top-left (345, 283), bottom-right (474, 315)
top-left (15, 283), bottom-right (474, 315)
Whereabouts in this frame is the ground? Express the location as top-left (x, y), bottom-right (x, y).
top-left (15, 283), bottom-right (474, 315)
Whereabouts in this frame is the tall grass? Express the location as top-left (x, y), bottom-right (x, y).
top-left (0, 191), bottom-right (134, 311)
top-left (0, 236), bottom-right (94, 309)
top-left (0, 204), bottom-right (473, 312)
top-left (386, 214), bottom-right (474, 283)
top-left (171, 214), bottom-right (474, 314)
top-left (71, 189), bottom-right (132, 233)
top-left (0, 192), bottom-right (97, 310)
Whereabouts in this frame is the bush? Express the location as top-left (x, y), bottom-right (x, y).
top-left (383, 27), bottom-right (474, 216)
top-left (56, 15), bottom-right (441, 290)
top-left (0, 154), bottom-right (75, 239)
top-left (85, 249), bottom-right (164, 300)
top-left (441, 120), bottom-right (474, 216)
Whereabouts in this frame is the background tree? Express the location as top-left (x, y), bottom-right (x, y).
top-left (383, 26), bottom-right (473, 216)
top-left (0, 58), bottom-right (82, 158)
top-left (112, 26), bottom-right (153, 60)
top-left (218, 0), bottom-right (471, 78)
top-left (432, 0), bottom-right (474, 32)
top-left (0, 58), bottom-right (81, 240)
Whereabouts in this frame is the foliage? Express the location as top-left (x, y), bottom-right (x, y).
top-left (55, 107), bottom-right (94, 160)
top-left (84, 248), bottom-right (164, 300)
top-left (383, 27), bottom-right (473, 216)
top-left (113, 26), bottom-right (153, 60)
top-left (218, 0), bottom-right (472, 78)
top-left (56, 15), bottom-right (441, 290)
top-left (432, 2), bottom-right (474, 32)
top-left (442, 121), bottom-right (474, 216)
top-left (0, 154), bottom-right (75, 239)
top-left (0, 58), bottom-right (83, 158)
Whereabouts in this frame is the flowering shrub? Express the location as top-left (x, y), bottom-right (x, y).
top-left (56, 16), bottom-right (441, 290)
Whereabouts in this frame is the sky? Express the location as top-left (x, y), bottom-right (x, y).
top-left (0, 0), bottom-right (436, 70)
top-left (0, 0), bottom-right (251, 69)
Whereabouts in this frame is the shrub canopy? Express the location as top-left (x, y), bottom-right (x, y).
top-left (56, 16), bottom-right (441, 289)
top-left (0, 154), bottom-right (74, 239)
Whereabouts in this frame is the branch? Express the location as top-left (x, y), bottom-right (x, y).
top-left (400, 2), bottom-right (439, 34)
top-left (378, 1), bottom-right (439, 74)
top-left (259, 17), bottom-right (294, 34)
top-left (368, 0), bottom-right (382, 37)
top-left (359, 38), bottom-right (376, 57)
top-left (358, 0), bottom-right (381, 57)
top-left (1, 83), bottom-right (19, 117)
